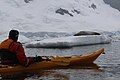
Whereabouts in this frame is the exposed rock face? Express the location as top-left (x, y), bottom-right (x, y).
top-left (24, 0), bottom-right (33, 3)
top-left (55, 8), bottom-right (73, 17)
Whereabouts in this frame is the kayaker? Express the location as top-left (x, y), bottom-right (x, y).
top-left (0, 30), bottom-right (42, 66)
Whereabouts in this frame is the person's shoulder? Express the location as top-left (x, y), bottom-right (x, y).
top-left (16, 42), bottom-right (22, 46)
top-left (1, 38), bottom-right (13, 43)
top-left (12, 41), bottom-right (22, 46)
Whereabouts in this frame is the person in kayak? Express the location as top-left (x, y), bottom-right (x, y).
top-left (0, 30), bottom-right (42, 66)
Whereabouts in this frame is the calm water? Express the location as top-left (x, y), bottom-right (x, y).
top-left (1, 41), bottom-right (120, 80)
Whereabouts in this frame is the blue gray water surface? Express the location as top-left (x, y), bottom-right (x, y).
top-left (1, 41), bottom-right (120, 80)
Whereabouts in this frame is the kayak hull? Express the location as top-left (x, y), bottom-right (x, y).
top-left (0, 48), bottom-right (104, 74)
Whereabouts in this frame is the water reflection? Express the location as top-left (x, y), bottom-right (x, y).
top-left (0, 63), bottom-right (101, 80)
top-left (0, 70), bottom-right (69, 80)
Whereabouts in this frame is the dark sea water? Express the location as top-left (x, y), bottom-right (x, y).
top-left (1, 41), bottom-right (120, 80)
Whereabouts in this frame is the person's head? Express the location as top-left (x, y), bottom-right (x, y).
top-left (9, 30), bottom-right (19, 42)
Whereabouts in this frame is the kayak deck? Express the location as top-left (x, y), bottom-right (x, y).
top-left (0, 48), bottom-right (104, 74)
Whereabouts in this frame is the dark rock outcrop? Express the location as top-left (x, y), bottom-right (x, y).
top-left (74, 31), bottom-right (100, 36)
top-left (56, 8), bottom-right (73, 17)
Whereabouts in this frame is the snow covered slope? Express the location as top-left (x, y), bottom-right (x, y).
top-left (0, 0), bottom-right (120, 33)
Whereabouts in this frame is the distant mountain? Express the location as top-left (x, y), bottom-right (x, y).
top-left (103, 0), bottom-right (120, 11)
top-left (0, 0), bottom-right (120, 33)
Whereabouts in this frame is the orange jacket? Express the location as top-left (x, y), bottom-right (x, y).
top-left (0, 39), bottom-right (34, 66)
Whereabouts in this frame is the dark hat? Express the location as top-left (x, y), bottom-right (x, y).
top-left (9, 30), bottom-right (19, 41)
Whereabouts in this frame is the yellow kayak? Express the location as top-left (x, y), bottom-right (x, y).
top-left (0, 48), bottom-right (104, 74)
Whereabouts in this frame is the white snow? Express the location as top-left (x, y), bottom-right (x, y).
top-left (0, 0), bottom-right (120, 33)
top-left (0, 0), bottom-right (120, 45)
top-left (25, 35), bottom-right (111, 48)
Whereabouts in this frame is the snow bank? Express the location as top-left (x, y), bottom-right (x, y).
top-left (25, 35), bottom-right (111, 48)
